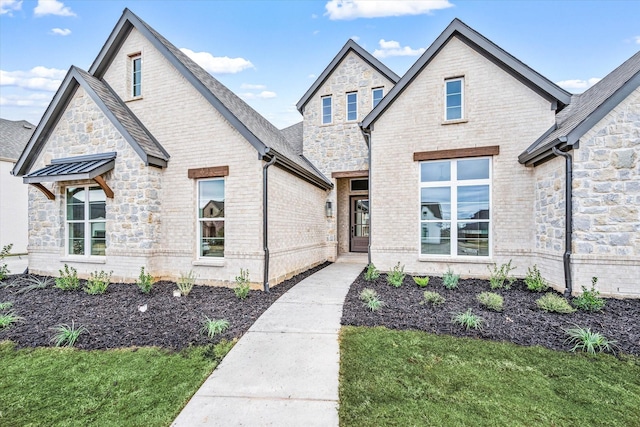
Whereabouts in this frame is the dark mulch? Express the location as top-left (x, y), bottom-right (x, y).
top-left (0, 262), bottom-right (329, 350)
top-left (342, 270), bottom-right (640, 356)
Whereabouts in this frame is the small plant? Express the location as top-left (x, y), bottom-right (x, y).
top-left (0, 243), bottom-right (13, 280)
top-left (84, 270), bottom-right (112, 295)
top-left (11, 275), bottom-right (54, 294)
top-left (364, 263), bottom-right (380, 281)
top-left (477, 292), bottom-right (504, 312)
top-left (177, 270), bottom-right (197, 296)
top-left (572, 277), bottom-right (605, 312)
top-left (564, 325), bottom-right (617, 354)
top-left (200, 317), bottom-right (230, 339)
top-left (50, 321), bottom-right (87, 347)
top-left (359, 288), bottom-right (384, 312)
top-left (386, 262), bottom-right (405, 287)
top-left (423, 291), bottom-right (445, 306)
top-left (55, 264), bottom-right (80, 291)
top-left (536, 293), bottom-right (576, 314)
top-left (413, 276), bottom-right (430, 287)
top-left (0, 301), bottom-right (13, 310)
top-left (443, 268), bottom-right (460, 290)
top-left (452, 309), bottom-right (483, 330)
top-left (488, 260), bottom-right (517, 290)
top-left (524, 264), bottom-right (548, 292)
top-left (0, 302), bottom-right (22, 329)
top-left (137, 267), bottom-right (154, 294)
top-left (234, 268), bottom-right (251, 300)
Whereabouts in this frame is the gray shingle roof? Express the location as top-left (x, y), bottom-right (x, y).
top-left (281, 122), bottom-right (303, 155)
top-left (0, 119), bottom-right (35, 161)
top-left (520, 51), bottom-right (640, 165)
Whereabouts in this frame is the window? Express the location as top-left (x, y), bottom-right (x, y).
top-left (131, 55), bottom-right (142, 97)
top-left (322, 95), bottom-right (332, 124)
top-left (445, 78), bottom-right (463, 120)
top-left (346, 92), bottom-right (357, 121)
top-left (420, 157), bottom-right (490, 257)
top-left (198, 179), bottom-right (225, 257)
top-left (350, 179), bottom-right (368, 192)
top-left (372, 88), bottom-right (383, 108)
top-left (66, 186), bottom-right (106, 256)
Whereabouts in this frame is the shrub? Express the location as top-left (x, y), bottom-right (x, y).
top-left (386, 262), bottom-right (405, 287)
top-left (0, 243), bottom-right (13, 280)
top-left (572, 277), bottom-right (605, 312)
top-left (536, 293), bottom-right (576, 314)
top-left (443, 268), bottom-right (460, 290)
top-left (177, 271), bottom-right (197, 296)
top-left (413, 276), bottom-right (430, 287)
top-left (452, 309), bottom-right (483, 330)
top-left (54, 264), bottom-right (80, 291)
top-left (137, 267), bottom-right (154, 294)
top-left (50, 321), bottom-right (87, 347)
top-left (359, 288), bottom-right (384, 312)
top-left (10, 275), bottom-right (53, 294)
top-left (423, 291), bottom-right (445, 306)
top-left (477, 292), bottom-right (504, 312)
top-left (564, 325), bottom-right (617, 354)
top-left (200, 317), bottom-right (229, 339)
top-left (364, 263), bottom-right (380, 281)
top-left (84, 270), bottom-right (112, 295)
top-left (234, 268), bottom-right (251, 300)
top-left (524, 264), bottom-right (548, 292)
top-left (488, 260), bottom-right (517, 289)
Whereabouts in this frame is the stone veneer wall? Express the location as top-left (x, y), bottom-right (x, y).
top-left (27, 86), bottom-right (161, 281)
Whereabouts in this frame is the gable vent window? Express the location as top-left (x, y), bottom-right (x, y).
top-left (445, 78), bottom-right (463, 121)
top-left (131, 55), bottom-right (142, 97)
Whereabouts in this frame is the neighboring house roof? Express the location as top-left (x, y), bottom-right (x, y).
top-left (519, 51), bottom-right (640, 166)
top-left (0, 118), bottom-right (35, 161)
top-left (23, 152), bottom-right (117, 183)
top-left (12, 66), bottom-right (169, 176)
top-left (281, 122), bottom-right (303, 155)
top-left (296, 39), bottom-right (401, 114)
top-left (362, 18), bottom-right (572, 130)
top-left (90, 8), bottom-right (331, 190)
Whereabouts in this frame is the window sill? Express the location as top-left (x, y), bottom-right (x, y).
top-left (61, 256), bottom-right (106, 264)
top-left (418, 256), bottom-right (492, 264)
top-left (441, 119), bottom-right (468, 125)
top-left (192, 258), bottom-right (225, 267)
top-left (125, 96), bottom-right (143, 103)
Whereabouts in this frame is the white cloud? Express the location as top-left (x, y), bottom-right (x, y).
top-left (325, 0), bottom-right (453, 20)
top-left (556, 78), bottom-right (601, 91)
top-left (308, 74), bottom-right (317, 79)
top-left (373, 39), bottom-right (425, 58)
top-left (313, 30), bottom-right (320, 35)
top-left (34, 0), bottom-right (76, 17)
top-left (241, 90), bottom-right (277, 100)
top-left (635, 36), bottom-right (640, 44)
top-left (240, 83), bottom-right (266, 90)
top-left (180, 48), bottom-right (254, 74)
top-left (0, 0), bottom-right (22, 15)
top-left (0, 66), bottom-right (67, 91)
top-left (351, 35), bottom-right (360, 42)
top-left (50, 27), bottom-right (71, 36)
top-left (0, 92), bottom-right (52, 107)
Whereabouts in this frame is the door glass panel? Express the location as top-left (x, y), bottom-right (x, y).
top-left (457, 185), bottom-right (489, 220)
top-left (421, 187), bottom-right (451, 220)
top-left (421, 222), bottom-right (451, 255)
top-left (353, 200), bottom-right (369, 237)
top-left (457, 222), bottom-right (489, 256)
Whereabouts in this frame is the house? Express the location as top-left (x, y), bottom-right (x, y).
top-left (0, 118), bottom-right (34, 254)
top-left (12, 9), bottom-right (639, 296)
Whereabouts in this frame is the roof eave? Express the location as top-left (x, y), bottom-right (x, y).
top-left (267, 150), bottom-right (333, 190)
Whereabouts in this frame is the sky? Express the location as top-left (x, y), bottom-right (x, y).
top-left (1, 0), bottom-right (639, 129)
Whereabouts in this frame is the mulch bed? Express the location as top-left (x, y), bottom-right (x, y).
top-left (0, 262), bottom-right (329, 350)
top-left (341, 270), bottom-right (640, 356)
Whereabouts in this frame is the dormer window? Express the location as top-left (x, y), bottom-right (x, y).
top-left (131, 54), bottom-right (142, 97)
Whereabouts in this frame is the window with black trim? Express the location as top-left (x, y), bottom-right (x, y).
top-left (131, 54), bottom-right (142, 97)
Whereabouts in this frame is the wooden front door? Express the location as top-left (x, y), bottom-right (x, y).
top-left (350, 196), bottom-right (369, 252)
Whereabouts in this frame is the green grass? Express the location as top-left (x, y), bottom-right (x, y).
top-left (339, 326), bottom-right (640, 427)
top-left (0, 340), bottom-right (233, 426)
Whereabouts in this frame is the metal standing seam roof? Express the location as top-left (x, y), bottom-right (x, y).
top-left (23, 152), bottom-right (117, 183)
top-left (0, 119), bottom-right (35, 161)
top-left (89, 8), bottom-right (331, 190)
top-left (519, 51), bottom-right (640, 166)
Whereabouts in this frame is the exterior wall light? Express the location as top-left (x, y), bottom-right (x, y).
top-left (325, 201), bottom-right (333, 217)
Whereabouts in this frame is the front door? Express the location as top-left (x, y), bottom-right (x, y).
top-left (350, 196), bottom-right (369, 252)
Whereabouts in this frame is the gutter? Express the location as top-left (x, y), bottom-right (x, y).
top-left (552, 144), bottom-right (573, 297)
top-left (262, 153), bottom-right (277, 292)
top-left (360, 125), bottom-right (372, 265)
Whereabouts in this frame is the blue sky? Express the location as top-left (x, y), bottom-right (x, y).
top-left (1, 0), bottom-right (639, 128)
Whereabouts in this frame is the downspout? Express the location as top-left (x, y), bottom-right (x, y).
top-left (262, 153), bottom-right (277, 292)
top-left (361, 126), bottom-right (372, 265)
top-left (552, 145), bottom-right (573, 297)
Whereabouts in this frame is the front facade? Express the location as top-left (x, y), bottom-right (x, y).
top-left (13, 10), bottom-right (639, 296)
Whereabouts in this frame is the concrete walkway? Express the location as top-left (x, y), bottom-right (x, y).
top-left (172, 262), bottom-right (365, 427)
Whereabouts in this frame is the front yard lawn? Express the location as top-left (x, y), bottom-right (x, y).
top-left (340, 326), bottom-right (640, 427)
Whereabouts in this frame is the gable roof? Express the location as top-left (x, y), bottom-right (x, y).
top-left (519, 51), bottom-right (640, 166)
top-left (296, 39), bottom-right (400, 113)
top-left (90, 8), bottom-right (331, 190)
top-left (0, 118), bottom-right (35, 161)
top-left (361, 18), bottom-right (572, 130)
top-left (12, 66), bottom-right (169, 176)
top-left (281, 122), bottom-right (303, 155)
